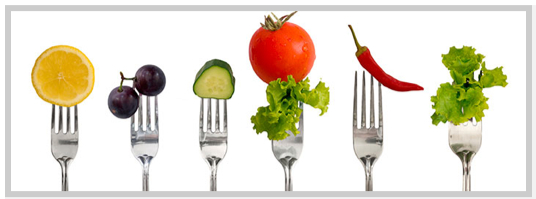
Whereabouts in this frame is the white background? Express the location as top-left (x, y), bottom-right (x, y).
top-left (7, 9), bottom-right (528, 193)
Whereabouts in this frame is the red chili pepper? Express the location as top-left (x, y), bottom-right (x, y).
top-left (348, 25), bottom-right (423, 92)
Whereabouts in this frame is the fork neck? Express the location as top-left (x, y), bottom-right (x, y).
top-left (210, 164), bottom-right (218, 191)
top-left (457, 151), bottom-right (475, 191)
top-left (56, 157), bottom-right (72, 191)
top-left (278, 157), bottom-right (297, 191)
top-left (364, 158), bottom-right (373, 191)
top-left (207, 158), bottom-right (220, 191)
top-left (359, 157), bottom-right (376, 191)
top-left (137, 156), bottom-right (153, 191)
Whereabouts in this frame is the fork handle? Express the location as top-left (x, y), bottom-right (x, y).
top-left (210, 166), bottom-right (218, 191)
top-left (142, 162), bottom-right (150, 191)
top-left (207, 158), bottom-right (219, 191)
top-left (458, 151), bottom-right (475, 191)
top-left (137, 156), bottom-right (152, 191)
top-left (364, 159), bottom-right (373, 191)
top-left (57, 158), bottom-right (70, 191)
top-left (279, 158), bottom-right (296, 191)
top-left (284, 165), bottom-right (292, 191)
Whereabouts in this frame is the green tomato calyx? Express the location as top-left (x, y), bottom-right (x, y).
top-left (261, 11), bottom-right (297, 31)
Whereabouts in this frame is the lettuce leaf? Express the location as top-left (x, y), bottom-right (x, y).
top-left (431, 83), bottom-right (465, 125)
top-left (479, 62), bottom-right (508, 88)
top-left (460, 87), bottom-right (489, 122)
top-left (251, 75), bottom-right (330, 140)
top-left (442, 46), bottom-right (484, 76)
top-left (431, 46), bottom-right (507, 125)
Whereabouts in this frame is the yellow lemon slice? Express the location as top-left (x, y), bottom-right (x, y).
top-left (32, 45), bottom-right (95, 107)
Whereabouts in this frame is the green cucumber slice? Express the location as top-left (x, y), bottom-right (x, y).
top-left (193, 59), bottom-right (235, 99)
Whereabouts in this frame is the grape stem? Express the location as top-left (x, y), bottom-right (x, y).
top-left (118, 72), bottom-right (136, 92)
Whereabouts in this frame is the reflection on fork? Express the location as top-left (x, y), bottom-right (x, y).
top-left (130, 94), bottom-right (159, 191)
top-left (50, 104), bottom-right (79, 191)
top-left (272, 101), bottom-right (304, 191)
top-left (353, 71), bottom-right (383, 191)
top-left (199, 98), bottom-right (228, 191)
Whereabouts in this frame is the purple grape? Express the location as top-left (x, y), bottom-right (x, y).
top-left (134, 65), bottom-right (166, 96)
top-left (108, 86), bottom-right (139, 119)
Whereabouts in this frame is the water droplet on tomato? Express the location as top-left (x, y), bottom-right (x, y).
top-left (302, 45), bottom-right (308, 52)
top-left (287, 38), bottom-right (292, 42)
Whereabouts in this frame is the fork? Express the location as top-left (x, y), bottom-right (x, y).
top-left (353, 71), bottom-right (383, 191)
top-left (130, 94), bottom-right (159, 191)
top-left (51, 104), bottom-right (79, 191)
top-left (448, 120), bottom-right (482, 191)
top-left (272, 101), bottom-right (304, 191)
top-left (199, 98), bottom-right (228, 191)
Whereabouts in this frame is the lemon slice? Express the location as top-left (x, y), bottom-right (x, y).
top-left (32, 45), bottom-right (95, 107)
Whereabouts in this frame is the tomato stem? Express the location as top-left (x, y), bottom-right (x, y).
top-left (261, 11), bottom-right (297, 31)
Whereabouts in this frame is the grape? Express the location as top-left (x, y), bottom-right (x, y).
top-left (108, 86), bottom-right (139, 118)
top-left (134, 65), bottom-right (166, 96)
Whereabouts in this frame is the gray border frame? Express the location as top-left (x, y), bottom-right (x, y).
top-left (4, 5), bottom-right (532, 197)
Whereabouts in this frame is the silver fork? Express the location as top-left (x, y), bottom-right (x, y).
top-left (272, 101), bottom-right (304, 191)
top-left (448, 120), bottom-right (482, 191)
top-left (130, 94), bottom-right (159, 191)
top-left (51, 104), bottom-right (79, 191)
top-left (353, 71), bottom-right (383, 191)
top-left (199, 98), bottom-right (228, 191)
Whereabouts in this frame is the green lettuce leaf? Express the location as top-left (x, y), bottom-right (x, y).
top-left (442, 46), bottom-right (484, 76)
top-left (303, 81), bottom-right (330, 116)
top-left (431, 46), bottom-right (507, 125)
top-left (460, 87), bottom-right (489, 122)
top-left (251, 75), bottom-right (330, 140)
top-left (431, 83), bottom-right (465, 125)
top-left (479, 62), bottom-right (508, 88)
top-left (431, 83), bottom-right (490, 125)
top-left (450, 70), bottom-right (475, 85)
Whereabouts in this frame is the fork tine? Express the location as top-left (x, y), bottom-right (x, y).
top-left (200, 98), bottom-right (204, 133)
top-left (298, 101), bottom-right (304, 131)
top-left (74, 105), bottom-right (79, 133)
top-left (138, 94), bottom-right (143, 131)
top-left (207, 98), bottom-right (212, 132)
top-left (223, 99), bottom-right (227, 133)
top-left (370, 74), bottom-right (375, 127)
top-left (215, 99), bottom-right (220, 132)
top-left (51, 104), bottom-right (56, 134)
top-left (361, 71), bottom-right (366, 128)
top-left (67, 107), bottom-right (71, 133)
top-left (378, 83), bottom-right (383, 129)
top-left (146, 96), bottom-right (151, 131)
top-left (131, 105), bottom-right (136, 132)
top-left (59, 106), bottom-right (63, 133)
top-left (353, 71), bottom-right (358, 129)
top-left (154, 96), bottom-right (159, 131)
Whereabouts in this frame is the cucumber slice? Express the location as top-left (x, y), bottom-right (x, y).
top-left (193, 59), bottom-right (235, 99)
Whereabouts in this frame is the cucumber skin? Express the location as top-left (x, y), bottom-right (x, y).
top-left (193, 59), bottom-right (236, 99)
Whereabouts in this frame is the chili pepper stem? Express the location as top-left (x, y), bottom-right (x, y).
top-left (348, 25), bottom-right (367, 57)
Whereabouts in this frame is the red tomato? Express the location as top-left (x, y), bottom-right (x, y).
top-left (249, 22), bottom-right (316, 84)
